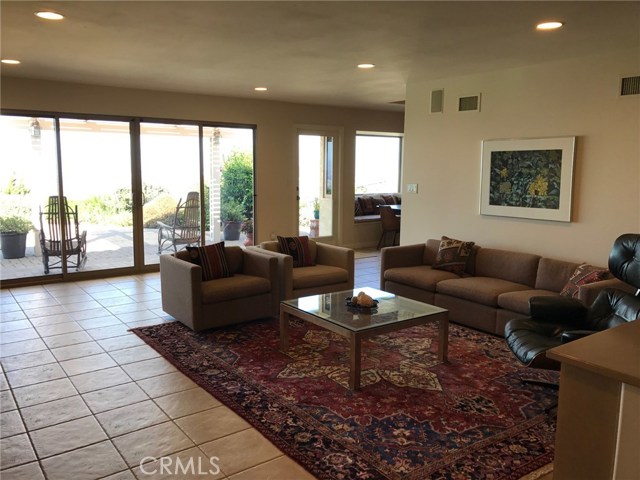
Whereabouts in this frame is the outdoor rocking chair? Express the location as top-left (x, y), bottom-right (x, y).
top-left (39, 196), bottom-right (88, 274)
top-left (157, 191), bottom-right (201, 253)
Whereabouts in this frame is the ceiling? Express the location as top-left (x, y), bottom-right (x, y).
top-left (1, 1), bottom-right (638, 111)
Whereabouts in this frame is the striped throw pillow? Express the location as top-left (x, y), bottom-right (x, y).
top-left (277, 235), bottom-right (314, 268)
top-left (186, 242), bottom-right (232, 280)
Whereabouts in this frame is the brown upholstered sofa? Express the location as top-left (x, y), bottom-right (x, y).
top-left (256, 240), bottom-right (354, 300)
top-left (381, 239), bottom-right (629, 336)
top-left (354, 193), bottom-right (401, 223)
top-left (160, 246), bottom-right (279, 331)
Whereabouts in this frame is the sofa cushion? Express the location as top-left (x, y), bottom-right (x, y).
top-left (381, 194), bottom-right (396, 205)
top-left (432, 236), bottom-right (475, 275)
top-left (384, 265), bottom-right (460, 292)
top-left (560, 264), bottom-right (609, 298)
top-left (474, 248), bottom-right (540, 287)
top-left (292, 264), bottom-right (349, 290)
top-left (201, 274), bottom-right (271, 303)
top-left (498, 289), bottom-right (559, 314)
top-left (535, 257), bottom-right (580, 292)
top-left (354, 199), bottom-right (363, 216)
top-left (437, 277), bottom-right (530, 307)
top-left (186, 242), bottom-right (232, 281)
top-left (277, 235), bottom-right (314, 267)
top-left (358, 196), bottom-right (376, 215)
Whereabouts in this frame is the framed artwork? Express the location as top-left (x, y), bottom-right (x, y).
top-left (480, 136), bottom-right (576, 222)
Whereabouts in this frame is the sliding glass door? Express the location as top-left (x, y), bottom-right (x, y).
top-left (58, 119), bottom-right (134, 274)
top-left (0, 112), bottom-right (255, 285)
top-left (140, 122), bottom-right (201, 266)
top-left (0, 116), bottom-right (133, 281)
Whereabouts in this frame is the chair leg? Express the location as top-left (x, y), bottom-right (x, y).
top-left (42, 253), bottom-right (49, 274)
top-left (377, 231), bottom-right (385, 250)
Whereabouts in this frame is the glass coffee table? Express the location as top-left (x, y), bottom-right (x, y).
top-left (279, 287), bottom-right (449, 390)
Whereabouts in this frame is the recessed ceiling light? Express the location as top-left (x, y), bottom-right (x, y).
top-left (536, 21), bottom-right (564, 30)
top-left (35, 11), bottom-right (64, 20)
top-left (254, 87), bottom-right (267, 91)
top-left (358, 63), bottom-right (375, 69)
top-left (1, 59), bottom-right (21, 65)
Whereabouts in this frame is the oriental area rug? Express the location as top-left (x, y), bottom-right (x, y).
top-left (132, 318), bottom-right (558, 480)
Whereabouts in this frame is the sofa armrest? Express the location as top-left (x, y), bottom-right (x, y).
top-left (251, 247), bottom-right (294, 300)
top-left (529, 295), bottom-right (588, 324)
top-left (159, 254), bottom-right (202, 326)
top-left (561, 329), bottom-right (598, 343)
top-left (316, 243), bottom-right (355, 288)
top-left (242, 249), bottom-right (279, 315)
top-left (577, 277), bottom-right (637, 306)
top-left (243, 248), bottom-right (278, 278)
top-left (380, 243), bottom-right (426, 288)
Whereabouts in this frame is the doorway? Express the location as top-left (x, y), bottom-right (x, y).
top-left (297, 128), bottom-right (340, 243)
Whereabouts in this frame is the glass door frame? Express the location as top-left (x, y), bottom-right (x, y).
top-left (1, 109), bottom-right (257, 288)
top-left (295, 124), bottom-right (343, 245)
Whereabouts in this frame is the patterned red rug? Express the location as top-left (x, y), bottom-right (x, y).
top-left (132, 318), bottom-right (557, 479)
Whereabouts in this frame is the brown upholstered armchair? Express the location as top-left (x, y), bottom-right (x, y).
top-left (160, 246), bottom-right (279, 332)
top-left (256, 239), bottom-right (354, 300)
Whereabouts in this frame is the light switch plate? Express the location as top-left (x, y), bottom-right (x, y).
top-left (407, 183), bottom-right (418, 194)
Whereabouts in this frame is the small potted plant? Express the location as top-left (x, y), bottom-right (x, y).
top-left (220, 201), bottom-right (244, 241)
top-left (241, 219), bottom-right (254, 246)
top-left (312, 198), bottom-right (320, 220)
top-left (0, 215), bottom-right (33, 259)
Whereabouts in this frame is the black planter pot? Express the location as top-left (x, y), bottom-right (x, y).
top-left (223, 221), bottom-right (242, 241)
top-left (1, 232), bottom-right (27, 259)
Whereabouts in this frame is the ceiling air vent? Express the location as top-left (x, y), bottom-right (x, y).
top-left (458, 94), bottom-right (481, 112)
top-left (620, 75), bottom-right (640, 96)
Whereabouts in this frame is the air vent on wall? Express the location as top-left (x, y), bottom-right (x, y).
top-left (620, 75), bottom-right (640, 96)
top-left (458, 94), bottom-right (481, 112)
top-left (430, 89), bottom-right (444, 113)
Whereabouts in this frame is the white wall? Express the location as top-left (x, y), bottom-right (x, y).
top-left (402, 50), bottom-right (639, 266)
top-left (0, 77), bottom-right (403, 247)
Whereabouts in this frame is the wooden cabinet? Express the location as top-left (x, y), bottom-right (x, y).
top-left (547, 321), bottom-right (640, 480)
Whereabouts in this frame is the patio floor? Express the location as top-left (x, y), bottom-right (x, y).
top-left (1, 226), bottom-right (247, 282)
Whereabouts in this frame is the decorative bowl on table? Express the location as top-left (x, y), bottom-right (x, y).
top-left (345, 297), bottom-right (379, 312)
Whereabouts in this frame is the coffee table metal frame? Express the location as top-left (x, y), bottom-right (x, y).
top-left (279, 288), bottom-right (448, 390)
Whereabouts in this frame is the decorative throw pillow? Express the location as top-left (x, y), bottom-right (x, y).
top-left (432, 236), bottom-right (475, 275)
top-left (381, 194), bottom-right (396, 205)
top-left (185, 241), bottom-right (233, 281)
top-left (560, 264), bottom-right (608, 298)
top-left (358, 196), bottom-right (375, 215)
top-left (277, 235), bottom-right (314, 268)
top-left (354, 199), bottom-right (363, 216)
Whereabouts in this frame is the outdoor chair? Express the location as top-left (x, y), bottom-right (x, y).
top-left (157, 191), bottom-right (201, 253)
top-left (39, 196), bottom-right (87, 274)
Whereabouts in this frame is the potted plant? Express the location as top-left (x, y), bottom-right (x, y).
top-left (312, 198), bottom-right (320, 220)
top-left (241, 219), bottom-right (254, 246)
top-left (220, 201), bottom-right (244, 241)
top-left (0, 215), bottom-right (33, 259)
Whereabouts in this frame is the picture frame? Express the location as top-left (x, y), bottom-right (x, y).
top-left (480, 136), bottom-right (576, 222)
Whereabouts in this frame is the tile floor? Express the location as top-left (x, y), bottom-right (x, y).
top-left (0, 249), bottom-right (382, 479)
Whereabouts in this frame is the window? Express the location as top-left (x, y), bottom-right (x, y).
top-left (355, 133), bottom-right (403, 194)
